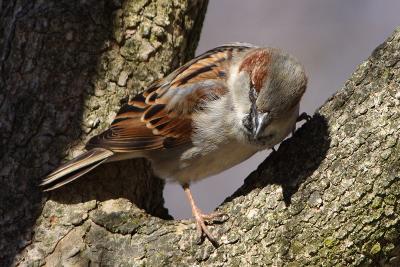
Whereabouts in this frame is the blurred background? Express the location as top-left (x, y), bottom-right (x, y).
top-left (164, 0), bottom-right (400, 219)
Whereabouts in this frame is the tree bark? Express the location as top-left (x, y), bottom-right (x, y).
top-left (1, 1), bottom-right (399, 266)
top-left (0, 0), bottom-right (208, 265)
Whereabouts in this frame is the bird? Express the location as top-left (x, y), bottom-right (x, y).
top-left (41, 43), bottom-right (308, 245)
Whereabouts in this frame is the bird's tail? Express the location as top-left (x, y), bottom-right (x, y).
top-left (40, 148), bottom-right (114, 191)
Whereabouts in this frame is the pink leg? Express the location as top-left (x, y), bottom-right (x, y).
top-left (182, 184), bottom-right (225, 245)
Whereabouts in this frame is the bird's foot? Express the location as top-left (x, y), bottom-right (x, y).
top-left (202, 210), bottom-right (227, 221)
top-left (296, 112), bottom-right (312, 123)
top-left (293, 112), bottom-right (312, 135)
top-left (191, 207), bottom-right (227, 246)
top-left (182, 184), bottom-right (228, 246)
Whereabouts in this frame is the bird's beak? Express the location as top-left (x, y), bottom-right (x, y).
top-left (253, 112), bottom-right (270, 139)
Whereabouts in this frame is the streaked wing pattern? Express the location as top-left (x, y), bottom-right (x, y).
top-left (87, 44), bottom-right (253, 152)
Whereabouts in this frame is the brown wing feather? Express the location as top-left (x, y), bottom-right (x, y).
top-left (87, 44), bottom-right (253, 152)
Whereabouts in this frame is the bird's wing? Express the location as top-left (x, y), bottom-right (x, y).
top-left (87, 44), bottom-right (253, 152)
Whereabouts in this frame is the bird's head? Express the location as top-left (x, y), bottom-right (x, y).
top-left (230, 48), bottom-right (307, 144)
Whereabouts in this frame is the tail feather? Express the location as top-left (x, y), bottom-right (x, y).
top-left (40, 148), bottom-right (114, 191)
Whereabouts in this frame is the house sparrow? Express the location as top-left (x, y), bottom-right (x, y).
top-left (41, 43), bottom-right (308, 244)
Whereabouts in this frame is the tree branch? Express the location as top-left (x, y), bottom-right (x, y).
top-left (0, 0), bottom-right (208, 265)
top-left (1, 1), bottom-right (399, 266)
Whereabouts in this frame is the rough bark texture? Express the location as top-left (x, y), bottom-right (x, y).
top-left (1, 1), bottom-right (399, 266)
top-left (0, 0), bottom-right (208, 265)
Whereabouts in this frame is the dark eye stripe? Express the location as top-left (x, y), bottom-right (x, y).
top-left (249, 83), bottom-right (257, 103)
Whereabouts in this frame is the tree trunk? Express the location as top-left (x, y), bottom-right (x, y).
top-left (0, 0), bottom-right (208, 265)
top-left (1, 1), bottom-right (399, 266)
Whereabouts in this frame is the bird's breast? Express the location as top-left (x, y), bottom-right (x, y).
top-left (149, 140), bottom-right (259, 184)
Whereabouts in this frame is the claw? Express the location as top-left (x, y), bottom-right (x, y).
top-left (296, 112), bottom-right (311, 123)
top-left (293, 112), bottom-right (312, 135)
top-left (192, 206), bottom-right (219, 245)
top-left (202, 211), bottom-right (227, 222)
top-left (182, 184), bottom-right (225, 246)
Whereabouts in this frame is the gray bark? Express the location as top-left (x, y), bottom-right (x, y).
top-left (0, 0), bottom-right (208, 265)
top-left (1, 0), bottom-right (399, 266)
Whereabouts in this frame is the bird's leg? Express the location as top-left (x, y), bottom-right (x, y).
top-left (182, 184), bottom-right (223, 245)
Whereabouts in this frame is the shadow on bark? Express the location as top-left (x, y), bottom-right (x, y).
top-left (0, 1), bottom-right (111, 264)
top-left (37, 0), bottom-right (171, 218)
top-left (48, 159), bottom-right (171, 219)
top-left (227, 113), bottom-right (330, 206)
top-left (0, 0), bottom-right (166, 265)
